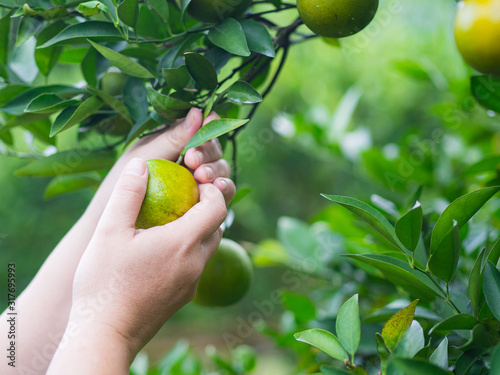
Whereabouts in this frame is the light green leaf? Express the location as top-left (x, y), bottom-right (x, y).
top-left (87, 86), bottom-right (133, 124)
top-left (469, 248), bottom-right (486, 317)
top-left (294, 329), bottom-right (348, 362)
top-left (38, 21), bottom-right (123, 48)
top-left (184, 52), bottom-right (218, 90)
top-left (50, 96), bottom-right (104, 136)
top-left (16, 16), bottom-right (43, 47)
top-left (395, 202), bottom-right (422, 252)
top-left (281, 291), bottom-right (316, 324)
top-left (429, 337), bottom-right (448, 370)
top-left (430, 187), bottom-right (500, 254)
top-left (483, 261), bottom-right (500, 321)
top-left (462, 154), bottom-right (500, 176)
top-left (24, 93), bottom-right (80, 114)
top-left (146, 86), bottom-right (191, 121)
top-left (1, 113), bottom-right (51, 133)
top-left (15, 150), bottom-right (115, 176)
top-left (392, 321), bottom-right (424, 358)
top-left (181, 118), bottom-right (248, 156)
top-left (34, 21), bottom-right (66, 76)
top-left (88, 40), bottom-right (154, 78)
top-left (428, 222), bottom-right (461, 283)
top-left (381, 299), bottom-right (418, 351)
top-left (391, 358), bottom-right (452, 375)
top-left (321, 195), bottom-right (405, 251)
top-left (44, 173), bottom-right (101, 199)
top-left (336, 294), bottom-right (360, 357)
top-left (208, 18), bottom-right (250, 57)
top-left (227, 80), bottom-right (262, 104)
top-left (239, 19), bottom-right (275, 57)
top-left (77, 1), bottom-right (109, 17)
top-left (146, 0), bottom-right (169, 22)
top-left (117, 0), bottom-right (139, 27)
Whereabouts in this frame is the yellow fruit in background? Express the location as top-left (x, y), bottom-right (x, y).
top-left (454, 0), bottom-right (500, 76)
top-left (135, 159), bottom-right (199, 229)
top-left (194, 238), bottom-right (253, 307)
top-left (100, 72), bottom-right (128, 96)
top-left (298, 0), bottom-right (378, 38)
top-left (187, 0), bottom-right (252, 23)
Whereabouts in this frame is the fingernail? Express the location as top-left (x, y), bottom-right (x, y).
top-left (184, 108), bottom-right (194, 131)
top-left (195, 150), bottom-right (203, 165)
top-left (205, 166), bottom-right (214, 180)
top-left (215, 178), bottom-right (228, 192)
top-left (125, 158), bottom-right (146, 176)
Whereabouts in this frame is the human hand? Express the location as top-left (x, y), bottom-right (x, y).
top-left (48, 158), bottom-right (228, 373)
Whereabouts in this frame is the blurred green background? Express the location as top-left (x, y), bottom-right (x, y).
top-left (1, 0), bottom-right (499, 373)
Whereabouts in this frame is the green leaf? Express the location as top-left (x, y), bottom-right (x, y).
top-left (122, 77), bottom-right (148, 121)
top-left (486, 237), bottom-right (500, 266)
top-left (81, 48), bottom-right (98, 86)
top-left (208, 18), bottom-right (250, 57)
top-left (87, 86), bottom-right (133, 124)
top-left (146, 86), bottom-right (191, 121)
top-left (294, 329), bottom-right (348, 362)
top-left (430, 187), bottom-right (500, 254)
top-left (428, 222), bottom-right (461, 283)
top-left (24, 93), bottom-right (80, 114)
top-left (392, 321), bottom-right (425, 358)
top-left (2, 85), bottom-right (81, 115)
top-left (391, 358), bottom-right (452, 375)
top-left (239, 19), bottom-right (275, 57)
top-left (162, 65), bottom-right (191, 91)
top-left (179, 0), bottom-right (191, 20)
top-left (336, 294), bottom-right (360, 357)
top-left (15, 150), bottom-right (116, 176)
top-left (77, 1), bottom-right (109, 17)
top-left (381, 299), bottom-right (418, 351)
top-left (376, 333), bottom-right (390, 374)
top-left (231, 186), bottom-right (252, 206)
top-left (395, 202), bottom-right (423, 252)
top-left (50, 96), bottom-right (104, 136)
top-left (0, 85), bottom-right (30, 108)
top-left (0, 13), bottom-right (11, 72)
top-left (181, 118), bottom-right (248, 156)
top-left (322, 195), bottom-right (405, 251)
top-left (469, 248), bottom-right (486, 317)
top-left (124, 115), bottom-right (158, 147)
top-left (429, 337), bottom-right (448, 370)
top-left (146, 0), bottom-right (169, 22)
top-left (88, 40), bottom-right (154, 78)
top-left (0, 130), bottom-right (13, 145)
top-left (462, 154), bottom-right (500, 176)
top-left (16, 16), bottom-right (43, 47)
top-left (38, 21), bottom-right (123, 48)
top-left (44, 173), bottom-right (101, 199)
top-left (34, 21), bottom-right (66, 76)
top-left (347, 254), bottom-right (443, 299)
top-left (227, 81), bottom-right (262, 104)
top-left (471, 75), bottom-right (500, 112)
top-left (281, 291), bottom-right (316, 324)
top-left (1, 113), bottom-right (51, 133)
top-left (184, 52), bottom-right (218, 90)
top-left (117, 0), bottom-right (139, 27)
top-left (483, 261), bottom-right (500, 321)
top-left (428, 314), bottom-right (479, 335)
top-left (25, 119), bottom-right (55, 146)
top-left (491, 344), bottom-right (500, 374)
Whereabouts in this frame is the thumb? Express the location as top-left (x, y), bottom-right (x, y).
top-left (97, 158), bottom-right (148, 234)
top-left (164, 107), bottom-right (203, 154)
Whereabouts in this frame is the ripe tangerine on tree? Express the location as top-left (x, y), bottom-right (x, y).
top-left (297, 0), bottom-right (379, 38)
top-left (187, 0), bottom-right (253, 23)
top-left (454, 0), bottom-right (500, 76)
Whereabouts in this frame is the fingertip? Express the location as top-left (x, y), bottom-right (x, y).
top-left (184, 107), bottom-right (203, 133)
top-left (202, 111), bottom-right (220, 126)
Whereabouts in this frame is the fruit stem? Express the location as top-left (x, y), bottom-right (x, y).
top-left (176, 155), bottom-right (184, 165)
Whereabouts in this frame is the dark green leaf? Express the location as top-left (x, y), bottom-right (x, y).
top-left (0, 85), bottom-right (30, 108)
top-left (117, 0), bottom-right (139, 27)
top-left (491, 344), bottom-right (500, 374)
top-left (336, 294), bottom-right (360, 357)
top-left (184, 52), bottom-right (218, 90)
top-left (44, 173), bottom-right (101, 199)
top-left (294, 329), bottom-right (348, 362)
top-left (227, 80), bottom-right (262, 104)
top-left (454, 349), bottom-right (487, 375)
top-left (181, 118), bottom-right (248, 156)
top-left (428, 222), bottom-right (461, 283)
top-left (281, 291), bottom-right (316, 324)
top-left (430, 187), bottom-right (500, 254)
top-left (381, 299), bottom-right (418, 351)
top-left (395, 202), bottom-right (423, 252)
top-left (34, 20), bottom-right (66, 76)
top-left (458, 323), bottom-right (499, 351)
top-left (87, 87), bottom-right (133, 124)
top-left (50, 96), bottom-right (104, 136)
top-left (147, 86), bottom-right (191, 121)
top-left (16, 16), bottom-right (43, 47)
top-left (24, 119), bottom-right (55, 145)
top-left (321, 195), bottom-right (405, 251)
top-left (486, 237), bottom-right (500, 266)
top-left (162, 65), bottom-right (190, 90)
top-left (483, 261), bottom-right (500, 321)
top-left (0, 130), bottom-right (13, 145)
top-left (469, 248), bottom-right (486, 317)
top-left (376, 334), bottom-right (390, 374)
top-left (208, 18), bottom-right (250, 57)
top-left (462, 155), bottom-right (500, 176)
top-left (146, 0), bottom-right (169, 22)
top-left (2, 85), bottom-right (81, 115)
top-left (429, 314), bottom-right (480, 335)
top-left (391, 358), bottom-right (452, 375)
top-left (239, 19), bottom-right (275, 57)
top-left (0, 13), bottom-right (11, 71)
top-left (15, 150), bottom-right (115, 176)
top-left (347, 254), bottom-right (443, 299)
top-left (124, 115), bottom-right (158, 147)
top-left (88, 40), bottom-right (154, 78)
top-left (179, 0), bottom-right (191, 20)
top-left (38, 21), bottom-right (123, 48)
top-left (24, 93), bottom-right (80, 114)
top-left (1, 113), bottom-right (51, 132)
top-left (471, 75), bottom-right (500, 112)
top-left (122, 77), bottom-right (148, 121)
top-left (81, 48), bottom-right (98, 86)
top-left (135, 3), bottom-right (169, 39)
